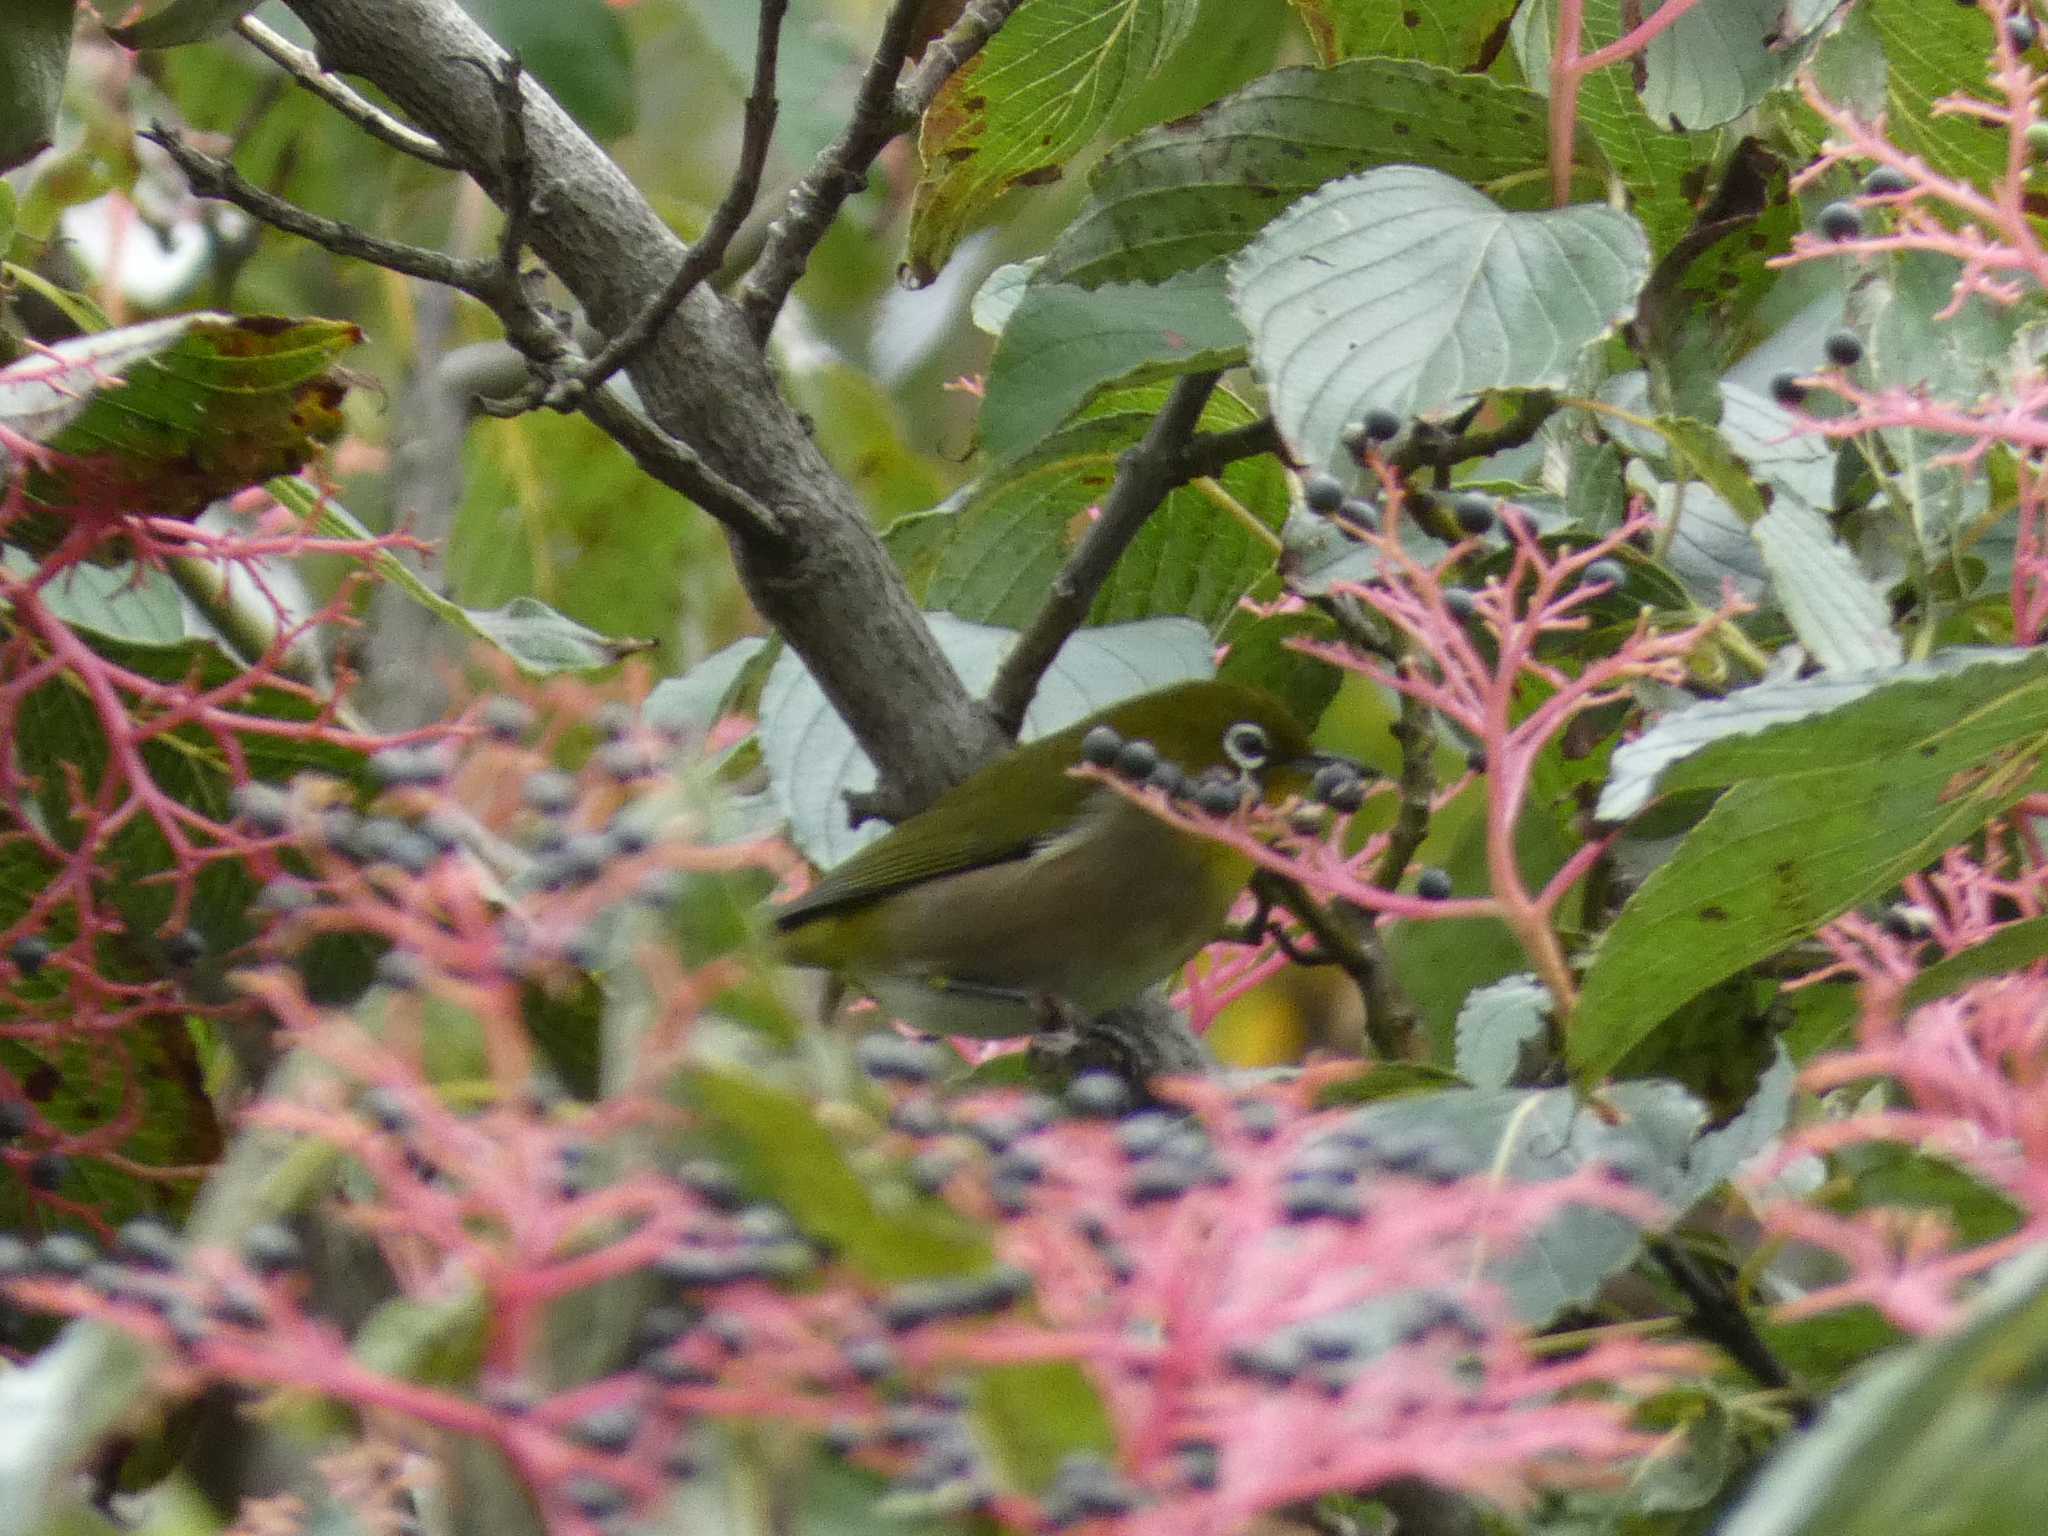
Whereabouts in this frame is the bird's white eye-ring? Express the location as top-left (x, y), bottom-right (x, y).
top-left (1223, 721), bottom-right (1270, 773)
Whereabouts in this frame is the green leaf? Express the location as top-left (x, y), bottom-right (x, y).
top-left (106, 0), bottom-right (260, 47)
top-left (1644, 413), bottom-right (1771, 523)
top-left (981, 265), bottom-right (1247, 463)
top-left (1284, 0), bottom-right (1520, 67)
top-left (271, 478), bottom-right (644, 675)
top-left (1573, 650), bottom-right (2048, 1078)
top-left (1597, 649), bottom-right (2046, 823)
top-left (645, 636), bottom-right (771, 739)
top-left (0, 0), bottom-right (74, 173)
top-left (896, 386), bottom-right (1285, 635)
top-left (1349, 1079), bottom-right (1718, 1323)
top-left (0, 313), bottom-right (358, 559)
top-left (906, 0), bottom-right (1195, 282)
top-left (1718, 1246), bottom-right (2048, 1536)
top-left (2, 552), bottom-right (183, 645)
top-left (1452, 973), bottom-right (1550, 1090)
top-left (971, 1360), bottom-right (1118, 1496)
top-left (1639, 0), bottom-right (1810, 131)
top-left (682, 1067), bottom-right (989, 1284)
top-left (1231, 166), bottom-right (1649, 471)
top-left (1042, 60), bottom-right (1557, 290)
top-left (759, 611), bottom-right (1213, 865)
top-left (1753, 501), bottom-right (1902, 673)
top-left (1862, 0), bottom-right (2003, 196)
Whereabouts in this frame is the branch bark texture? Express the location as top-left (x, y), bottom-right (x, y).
top-left (284, 0), bottom-right (1008, 812)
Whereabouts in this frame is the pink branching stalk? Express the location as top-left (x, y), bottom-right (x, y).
top-left (6, 690), bottom-right (1685, 1535)
top-left (1772, 5), bottom-right (2048, 637)
top-left (1546, 0), bottom-right (1711, 204)
top-left (0, 452), bottom-right (423, 1222)
top-left (1128, 492), bottom-right (1743, 1019)
top-left (1755, 828), bottom-right (2048, 1332)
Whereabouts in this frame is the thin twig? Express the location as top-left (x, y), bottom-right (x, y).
top-left (1179, 416), bottom-right (1287, 480)
top-left (896, 0), bottom-right (1031, 117)
top-left (523, 0), bottom-right (788, 408)
top-left (738, 0), bottom-right (1027, 339)
top-left (1252, 872), bottom-right (1415, 1059)
top-left (1650, 1237), bottom-right (1814, 1423)
top-left (986, 371), bottom-right (1225, 735)
top-left (148, 125), bottom-right (488, 291)
top-left (233, 15), bottom-right (459, 168)
top-left (1388, 391), bottom-right (1557, 472)
top-left (736, 0), bottom-right (926, 339)
top-left (145, 122), bottom-right (789, 549)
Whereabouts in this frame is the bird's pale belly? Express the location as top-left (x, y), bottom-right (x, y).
top-left (861, 795), bottom-right (1251, 1025)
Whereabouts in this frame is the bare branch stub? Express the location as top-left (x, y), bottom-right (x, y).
top-left (233, 15), bottom-right (459, 168)
top-left (737, 0), bottom-right (1027, 339)
top-left (514, 0), bottom-right (792, 412)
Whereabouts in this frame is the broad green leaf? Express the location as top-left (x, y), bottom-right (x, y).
top-left (1865, 251), bottom-right (2019, 562)
top-left (759, 612), bottom-right (1213, 865)
top-left (1719, 1246), bottom-right (2048, 1536)
top-left (906, 0), bottom-right (1196, 282)
top-left (271, 478), bottom-right (644, 675)
top-left (106, 0), bottom-right (259, 47)
top-left (1860, 0), bottom-right (2002, 195)
top-left (1573, 651), bottom-right (2048, 1078)
top-left (645, 636), bottom-right (771, 738)
top-left (1042, 60), bottom-right (1558, 290)
top-left (1285, 0), bottom-right (1520, 67)
top-left (981, 265), bottom-right (1246, 462)
top-left (1350, 1079), bottom-right (1723, 1322)
top-left (0, 313), bottom-right (357, 560)
top-left (1753, 501), bottom-right (1902, 672)
top-left (1597, 649), bottom-right (2045, 822)
top-left (0, 0), bottom-right (74, 173)
top-left (972, 1360), bottom-right (1118, 1496)
top-left (1231, 166), bottom-right (1649, 471)
top-left (2, 552), bottom-right (183, 645)
top-left (1452, 973), bottom-right (1550, 1090)
top-left (895, 387), bottom-right (1285, 635)
top-left (683, 1066), bottom-right (989, 1283)
top-left (1648, 414), bottom-right (1771, 522)
top-left (972, 260), bottom-right (1042, 337)
top-left (1639, 0), bottom-right (1810, 131)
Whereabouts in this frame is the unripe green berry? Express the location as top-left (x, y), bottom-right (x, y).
top-left (1339, 496), bottom-right (1381, 532)
top-left (1443, 587), bottom-right (1478, 622)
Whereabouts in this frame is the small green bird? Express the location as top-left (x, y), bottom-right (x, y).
top-left (773, 680), bottom-right (1344, 1038)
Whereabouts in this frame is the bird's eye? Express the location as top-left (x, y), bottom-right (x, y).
top-left (1223, 721), bottom-right (1270, 772)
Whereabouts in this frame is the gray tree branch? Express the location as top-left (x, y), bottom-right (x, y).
top-left (281, 0), bottom-right (1009, 812)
